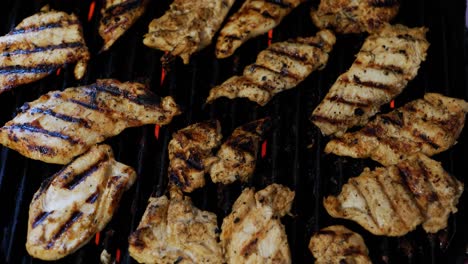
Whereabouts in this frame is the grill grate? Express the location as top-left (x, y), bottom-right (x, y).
top-left (0, 0), bottom-right (467, 263)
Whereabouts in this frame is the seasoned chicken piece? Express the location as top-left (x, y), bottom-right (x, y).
top-left (324, 153), bottom-right (464, 236)
top-left (143, 0), bottom-right (235, 64)
top-left (0, 6), bottom-right (90, 94)
top-left (0, 79), bottom-right (180, 164)
top-left (326, 93), bottom-right (468, 166)
top-left (26, 145), bottom-right (136, 261)
top-left (99, 0), bottom-right (149, 51)
top-left (309, 225), bottom-right (371, 264)
top-left (128, 188), bottom-right (222, 264)
top-left (216, 0), bottom-right (305, 58)
top-left (168, 120), bottom-right (223, 192)
top-left (311, 24), bottom-right (429, 136)
top-left (311, 0), bottom-right (400, 34)
top-left (208, 30), bottom-right (336, 106)
top-left (221, 184), bottom-right (295, 263)
top-left (210, 118), bottom-right (271, 184)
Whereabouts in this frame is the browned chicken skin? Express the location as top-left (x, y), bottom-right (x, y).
top-left (311, 24), bottom-right (429, 136)
top-left (0, 6), bottom-right (90, 94)
top-left (168, 120), bottom-right (223, 192)
top-left (0, 79), bottom-right (180, 164)
top-left (221, 184), bottom-right (295, 263)
top-left (26, 145), bottom-right (136, 261)
top-left (208, 30), bottom-right (336, 106)
top-left (309, 225), bottom-right (372, 264)
top-left (143, 0), bottom-right (236, 64)
top-left (324, 153), bottom-right (464, 236)
top-left (325, 93), bottom-right (468, 166)
top-left (216, 0), bottom-right (306, 58)
top-left (311, 0), bottom-right (400, 34)
top-left (128, 188), bottom-right (222, 264)
top-left (210, 118), bottom-right (271, 184)
top-left (99, 0), bottom-right (149, 51)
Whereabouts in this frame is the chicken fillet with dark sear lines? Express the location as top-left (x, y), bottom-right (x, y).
top-left (309, 225), bottom-right (371, 264)
top-left (216, 0), bottom-right (306, 58)
top-left (324, 153), bottom-right (464, 236)
top-left (143, 0), bottom-right (235, 64)
top-left (0, 6), bottom-right (90, 94)
top-left (325, 93), bottom-right (468, 166)
top-left (311, 0), bottom-right (400, 34)
top-left (168, 120), bottom-right (223, 192)
top-left (311, 24), bottom-right (429, 136)
top-left (221, 184), bottom-right (294, 263)
top-left (26, 145), bottom-right (136, 260)
top-left (128, 187), bottom-right (222, 264)
top-left (0, 79), bottom-right (181, 164)
top-left (208, 30), bottom-right (336, 106)
top-left (100, 0), bottom-right (149, 51)
top-left (210, 118), bottom-right (271, 184)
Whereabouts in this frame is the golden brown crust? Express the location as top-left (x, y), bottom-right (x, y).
top-left (324, 154), bottom-right (464, 236)
top-left (311, 0), bottom-right (400, 34)
top-left (26, 145), bottom-right (136, 260)
top-left (325, 93), bottom-right (468, 166)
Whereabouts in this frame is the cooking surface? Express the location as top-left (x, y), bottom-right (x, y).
top-left (0, 0), bottom-right (467, 263)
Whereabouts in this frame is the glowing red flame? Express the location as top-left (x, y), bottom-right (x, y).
top-left (267, 29), bottom-right (273, 46)
top-left (154, 125), bottom-right (160, 140)
top-left (88, 2), bottom-right (96, 22)
top-left (56, 68), bottom-right (61, 76)
top-left (261, 140), bottom-right (267, 158)
top-left (116, 248), bottom-right (121, 263)
top-left (390, 100), bottom-right (395, 109)
top-left (94, 232), bottom-right (100, 245)
top-left (160, 69), bottom-right (166, 86)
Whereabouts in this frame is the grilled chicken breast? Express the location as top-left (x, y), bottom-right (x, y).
top-left (221, 184), bottom-right (295, 263)
top-left (324, 153), bottom-right (464, 236)
top-left (311, 24), bottom-right (429, 136)
top-left (210, 118), bottom-right (271, 184)
top-left (0, 6), bottom-right (90, 94)
top-left (143, 0), bottom-right (235, 64)
top-left (168, 120), bottom-right (223, 193)
top-left (128, 188), bottom-right (222, 264)
top-left (26, 145), bottom-right (136, 260)
top-left (99, 0), bottom-right (149, 51)
top-left (0, 79), bottom-right (180, 164)
top-left (309, 225), bottom-right (371, 264)
top-left (208, 30), bottom-right (336, 106)
top-left (311, 0), bottom-right (400, 34)
top-left (216, 0), bottom-right (305, 58)
top-left (326, 93), bottom-right (468, 166)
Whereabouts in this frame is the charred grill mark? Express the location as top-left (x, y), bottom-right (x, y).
top-left (310, 114), bottom-right (349, 125)
top-left (64, 155), bottom-right (108, 190)
top-left (380, 112), bottom-right (404, 127)
top-left (351, 75), bottom-right (395, 92)
top-left (32, 211), bottom-right (53, 228)
top-left (1, 42), bottom-right (84, 57)
top-left (328, 95), bottom-right (370, 108)
top-left (86, 190), bottom-right (100, 204)
top-left (46, 211), bottom-right (83, 249)
top-left (244, 77), bottom-right (275, 92)
top-left (220, 34), bottom-right (242, 41)
top-left (103, 0), bottom-right (141, 18)
top-left (249, 7), bottom-right (277, 20)
top-left (267, 47), bottom-right (309, 63)
top-left (350, 179), bottom-right (379, 228)
top-left (93, 83), bottom-right (162, 106)
top-left (8, 123), bottom-right (79, 144)
top-left (288, 39), bottom-right (324, 50)
top-left (0, 65), bottom-right (57, 75)
top-left (413, 131), bottom-right (440, 150)
top-left (9, 20), bottom-right (79, 35)
top-left (316, 229), bottom-right (337, 236)
top-left (227, 138), bottom-right (256, 155)
top-left (248, 63), bottom-right (300, 81)
top-left (30, 108), bottom-right (91, 128)
top-left (241, 237), bottom-right (258, 257)
top-left (416, 161), bottom-right (440, 203)
top-left (174, 256), bottom-right (184, 264)
top-left (362, 62), bottom-right (405, 75)
top-left (26, 144), bottom-right (55, 156)
top-left (69, 99), bottom-right (99, 111)
top-left (265, 0), bottom-right (293, 8)
top-left (375, 176), bottom-right (407, 229)
top-left (174, 152), bottom-right (204, 171)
